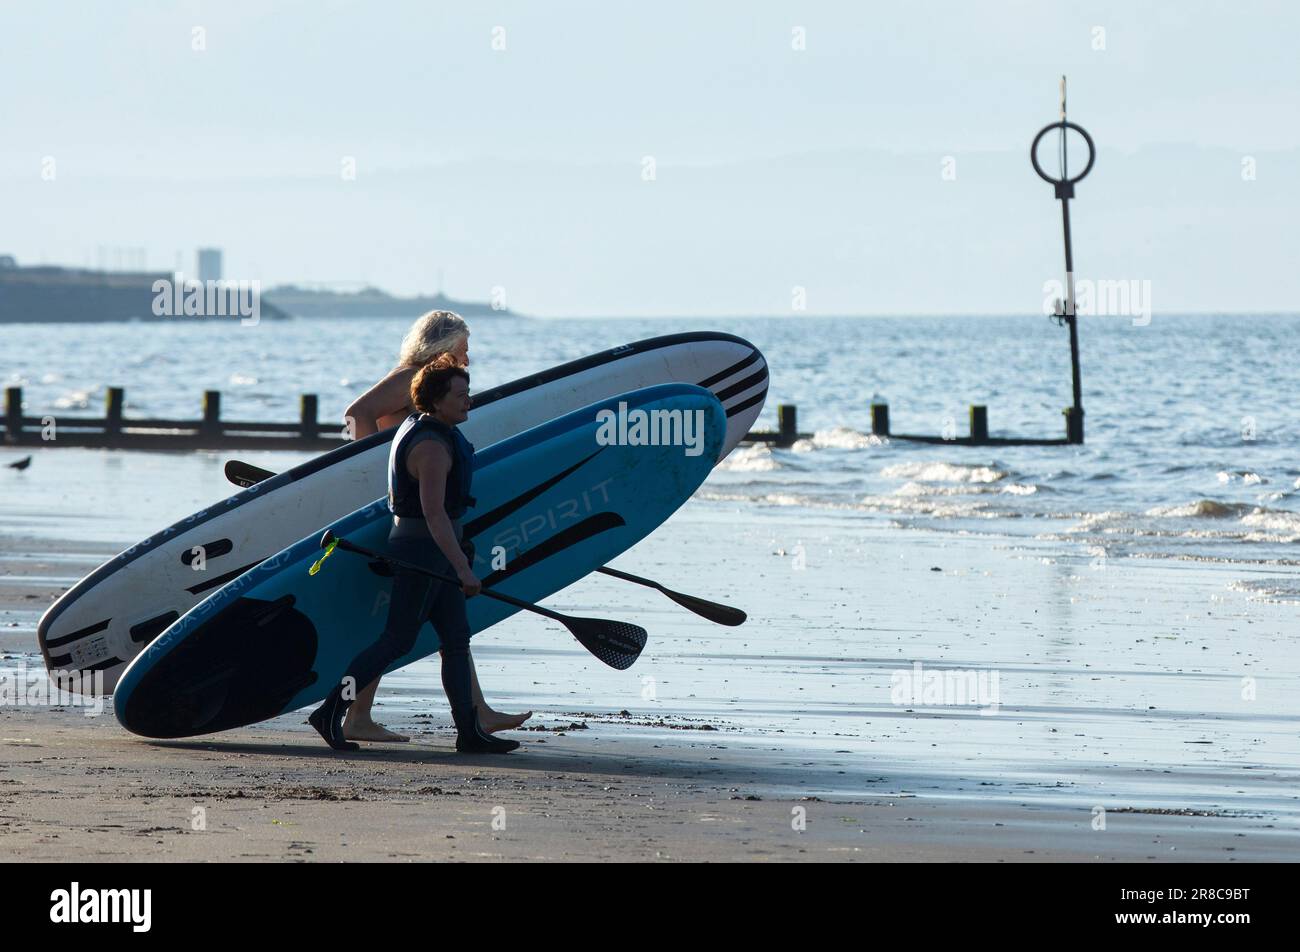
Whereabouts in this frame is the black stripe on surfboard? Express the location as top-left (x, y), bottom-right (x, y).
top-left (129, 610), bottom-right (179, 644)
top-left (725, 384), bottom-right (769, 419)
top-left (715, 368), bottom-right (769, 405)
top-left (480, 511), bottom-right (627, 587)
top-left (696, 349), bottom-right (761, 390)
top-left (45, 652), bottom-right (123, 672)
top-left (41, 617), bottom-right (111, 651)
top-left (462, 450), bottom-right (603, 538)
top-left (185, 559), bottom-right (265, 595)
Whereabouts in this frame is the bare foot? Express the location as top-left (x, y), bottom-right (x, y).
top-left (342, 717), bottom-right (410, 743)
top-left (479, 709), bottom-right (533, 733)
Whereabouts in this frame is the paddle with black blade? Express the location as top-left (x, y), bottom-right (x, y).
top-left (595, 566), bottom-right (746, 626)
top-left (311, 529), bottom-right (647, 670)
top-left (225, 459), bottom-right (278, 488)
top-left (227, 459), bottom-right (746, 627)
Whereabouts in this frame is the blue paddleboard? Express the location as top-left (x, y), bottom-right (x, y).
top-left (114, 384), bottom-right (725, 738)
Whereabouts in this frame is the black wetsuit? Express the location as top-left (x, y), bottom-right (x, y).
top-left (339, 412), bottom-right (477, 716)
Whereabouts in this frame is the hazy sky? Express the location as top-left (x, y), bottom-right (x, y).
top-left (2, 1), bottom-right (1296, 315)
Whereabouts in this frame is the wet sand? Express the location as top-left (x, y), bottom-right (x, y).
top-left (3, 705), bottom-right (1293, 862)
top-left (3, 449), bottom-right (1299, 861)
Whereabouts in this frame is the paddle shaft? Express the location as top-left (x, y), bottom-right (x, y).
top-left (328, 533), bottom-right (567, 622)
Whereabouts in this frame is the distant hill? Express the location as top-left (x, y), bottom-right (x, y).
top-left (264, 285), bottom-right (520, 319)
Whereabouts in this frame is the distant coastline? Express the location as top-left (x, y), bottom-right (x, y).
top-left (264, 284), bottom-right (519, 320)
top-left (0, 255), bottom-right (517, 323)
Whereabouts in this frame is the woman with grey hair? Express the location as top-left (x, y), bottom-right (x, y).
top-left (340, 310), bottom-right (532, 743)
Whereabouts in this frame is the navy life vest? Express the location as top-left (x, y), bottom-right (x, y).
top-left (387, 413), bottom-right (476, 520)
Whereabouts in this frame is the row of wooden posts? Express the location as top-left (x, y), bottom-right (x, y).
top-left (3, 386), bottom-right (808, 451)
top-left (3, 386), bottom-right (340, 451)
top-left (3, 387), bottom-right (1074, 451)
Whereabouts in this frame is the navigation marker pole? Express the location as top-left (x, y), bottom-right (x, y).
top-left (1030, 76), bottom-right (1095, 445)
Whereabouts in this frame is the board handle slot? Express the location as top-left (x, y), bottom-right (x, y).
top-left (181, 539), bottom-right (234, 565)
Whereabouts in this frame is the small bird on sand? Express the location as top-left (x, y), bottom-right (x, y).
top-left (6, 456), bottom-right (32, 471)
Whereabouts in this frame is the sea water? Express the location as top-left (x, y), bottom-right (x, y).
top-left (5, 312), bottom-right (1300, 569)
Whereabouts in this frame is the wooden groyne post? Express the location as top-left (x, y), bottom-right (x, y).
top-left (741, 403), bottom-right (806, 447)
top-left (105, 387), bottom-right (124, 438)
top-left (4, 387), bottom-right (21, 440)
top-left (300, 394), bottom-right (319, 440)
top-left (201, 391), bottom-right (222, 438)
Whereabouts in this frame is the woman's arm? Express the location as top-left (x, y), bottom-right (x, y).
top-left (344, 366), bottom-right (417, 439)
top-left (409, 440), bottom-right (481, 596)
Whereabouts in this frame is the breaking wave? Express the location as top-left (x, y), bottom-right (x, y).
top-left (880, 461), bottom-right (1010, 484)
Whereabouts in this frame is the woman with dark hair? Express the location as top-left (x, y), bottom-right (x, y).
top-left (340, 309), bottom-right (529, 743)
top-left (310, 354), bottom-right (519, 754)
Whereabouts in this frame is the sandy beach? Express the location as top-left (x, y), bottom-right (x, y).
top-left (3, 449), bottom-right (1298, 862)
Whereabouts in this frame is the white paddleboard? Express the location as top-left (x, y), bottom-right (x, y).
top-left (39, 332), bottom-right (768, 692)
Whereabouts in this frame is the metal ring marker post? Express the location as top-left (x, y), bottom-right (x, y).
top-left (1030, 76), bottom-right (1095, 444)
